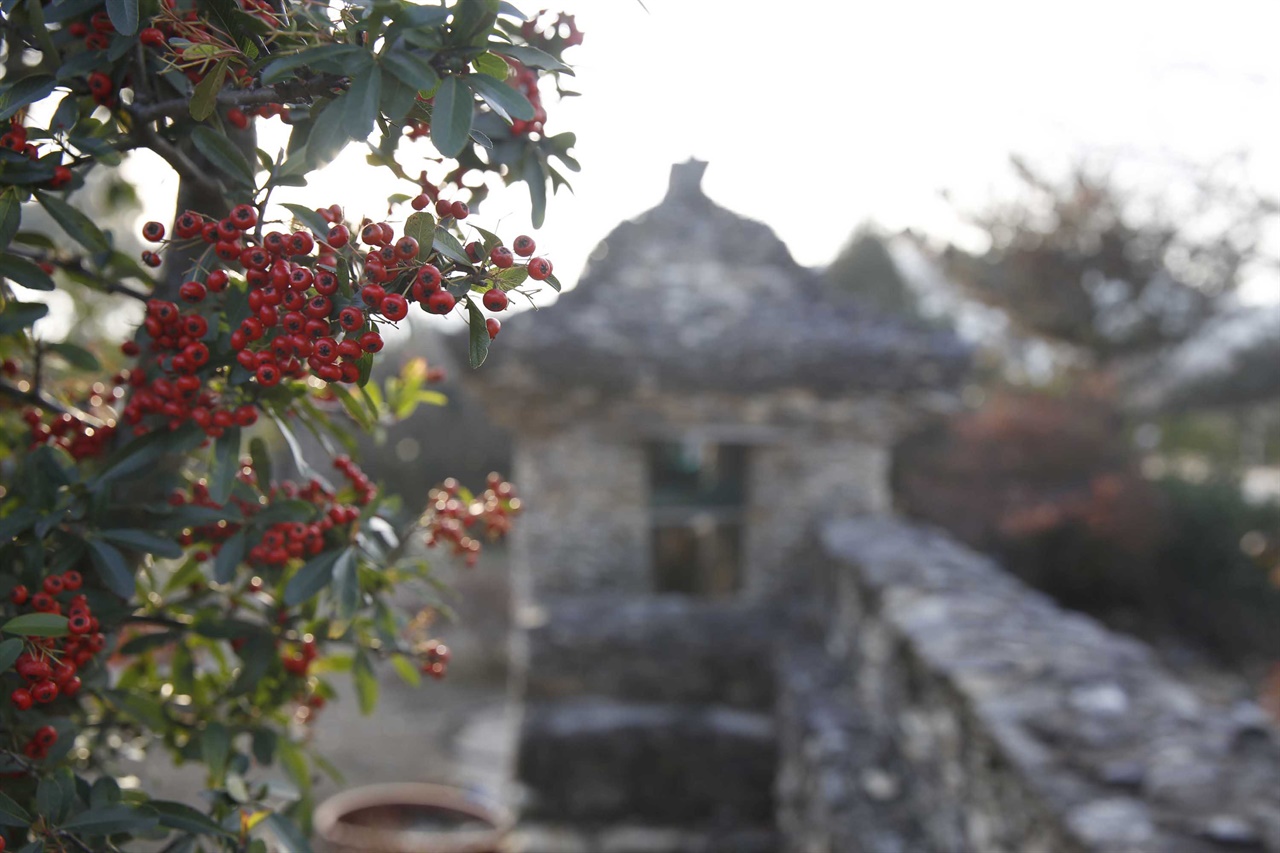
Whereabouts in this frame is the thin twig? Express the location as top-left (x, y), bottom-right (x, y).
top-left (0, 379), bottom-right (106, 427)
top-left (128, 75), bottom-right (347, 124)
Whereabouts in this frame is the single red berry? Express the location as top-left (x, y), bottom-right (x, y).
top-left (527, 257), bottom-right (553, 280)
top-left (483, 288), bottom-right (508, 312)
top-left (435, 199), bottom-right (453, 218)
top-left (206, 269), bottom-right (229, 292)
top-left (61, 570), bottom-right (82, 591)
top-left (338, 306), bottom-right (365, 332)
top-left (426, 291), bottom-right (456, 315)
top-left (142, 221), bottom-right (166, 242)
top-left (411, 194), bottom-right (430, 211)
top-left (255, 363), bottom-right (281, 386)
top-left (139, 26), bottom-right (165, 47)
top-left (31, 680), bottom-right (58, 704)
top-left (394, 236), bottom-right (419, 261)
top-left (179, 280), bottom-right (207, 303)
top-left (230, 204), bottom-right (257, 230)
top-left (513, 235), bottom-right (536, 257)
top-left (359, 331), bottom-right (384, 353)
top-left (327, 224), bottom-right (350, 248)
top-left (67, 613), bottom-right (92, 635)
top-left (141, 250), bottom-right (162, 268)
top-left (465, 242), bottom-right (484, 263)
top-left (314, 268), bottom-right (339, 295)
top-left (380, 293), bottom-right (409, 321)
top-left (42, 575), bottom-right (64, 596)
top-left (288, 231), bottom-right (314, 255)
top-left (489, 246), bottom-right (514, 268)
top-left (10, 688), bottom-right (32, 710)
top-left (450, 200), bottom-right (469, 220)
top-left (227, 107), bottom-right (249, 130)
top-left (360, 284), bottom-right (386, 306)
top-left (10, 585), bottom-right (28, 605)
top-left (34, 725), bottom-right (57, 747)
top-left (486, 317), bottom-right (501, 339)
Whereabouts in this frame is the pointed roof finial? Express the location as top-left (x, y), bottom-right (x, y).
top-left (666, 158), bottom-right (708, 202)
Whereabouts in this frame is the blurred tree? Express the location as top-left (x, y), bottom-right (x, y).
top-left (824, 225), bottom-right (921, 318)
top-left (942, 156), bottom-right (1276, 367)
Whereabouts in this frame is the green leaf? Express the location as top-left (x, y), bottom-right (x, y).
top-left (98, 528), bottom-right (183, 559)
top-left (466, 297), bottom-right (490, 367)
top-left (472, 52), bottom-right (508, 79)
top-left (0, 188), bottom-right (20, 253)
top-left (88, 537), bottom-right (135, 598)
top-left (0, 637), bottom-right (22, 671)
top-left (344, 65), bottom-right (382, 142)
top-left (352, 649), bottom-right (378, 714)
top-left (0, 253), bottom-right (54, 291)
top-left (489, 42), bottom-right (573, 74)
top-left (429, 75), bottom-right (474, 158)
top-left (469, 71), bottom-right (533, 122)
top-left (201, 722), bottom-right (230, 780)
top-left (2, 612), bottom-right (68, 637)
top-left (189, 59), bottom-right (228, 121)
top-left (89, 777), bottom-right (120, 809)
top-left (450, 0), bottom-right (499, 45)
top-left (381, 49), bottom-right (438, 94)
top-left (283, 548), bottom-right (345, 606)
top-left (104, 0), bottom-right (138, 35)
top-left (401, 212), bottom-right (435, 254)
top-left (62, 804), bottom-right (160, 835)
top-left (304, 97), bottom-right (352, 167)
top-left (390, 653), bottom-right (421, 686)
top-left (46, 341), bottom-right (99, 369)
top-left (151, 800), bottom-right (237, 838)
top-left (209, 427), bottom-right (241, 505)
top-left (36, 190), bottom-right (109, 253)
top-left (36, 776), bottom-right (62, 821)
top-left (432, 226), bottom-right (470, 265)
top-left (260, 813), bottom-right (313, 853)
top-left (252, 499), bottom-right (316, 526)
top-left (192, 126), bottom-right (256, 189)
top-left (0, 75), bottom-right (57, 122)
top-left (212, 530), bottom-right (245, 584)
top-left (229, 632), bottom-right (273, 695)
top-left (332, 548), bottom-right (358, 620)
top-left (492, 264), bottom-right (529, 289)
top-left (280, 204), bottom-right (330, 241)
top-left (276, 738), bottom-right (310, 797)
top-left (524, 155), bottom-right (547, 228)
top-left (0, 789), bottom-right (30, 826)
top-left (0, 300), bottom-right (48, 335)
top-left (248, 437), bottom-right (272, 492)
top-left (260, 44), bottom-right (364, 85)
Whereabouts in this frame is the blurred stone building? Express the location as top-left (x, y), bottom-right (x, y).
top-left (461, 162), bottom-right (1280, 852)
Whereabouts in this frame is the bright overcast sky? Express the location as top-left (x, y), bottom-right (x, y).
top-left (123, 0), bottom-right (1280, 305)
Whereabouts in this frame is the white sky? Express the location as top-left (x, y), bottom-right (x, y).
top-left (121, 0), bottom-right (1280, 311)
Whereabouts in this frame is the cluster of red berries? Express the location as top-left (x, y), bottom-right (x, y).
top-left (422, 475), bottom-right (520, 568)
top-left (505, 59), bottom-right (548, 137)
top-left (7, 573), bottom-right (107, 757)
top-left (171, 456), bottom-right (375, 574)
top-left (0, 120), bottom-right (72, 188)
top-left (281, 637), bottom-right (319, 677)
top-left (22, 408), bottom-right (118, 460)
top-left (420, 639), bottom-right (450, 679)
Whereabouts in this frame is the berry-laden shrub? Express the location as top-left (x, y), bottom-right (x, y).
top-left (0, 1), bottom-right (580, 849)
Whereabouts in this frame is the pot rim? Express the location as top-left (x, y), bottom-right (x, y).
top-left (313, 782), bottom-right (513, 853)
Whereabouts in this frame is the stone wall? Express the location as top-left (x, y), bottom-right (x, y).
top-left (778, 516), bottom-right (1280, 853)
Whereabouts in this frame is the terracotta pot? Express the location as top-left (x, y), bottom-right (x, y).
top-left (313, 782), bottom-right (512, 853)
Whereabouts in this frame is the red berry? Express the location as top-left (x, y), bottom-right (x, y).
top-left (411, 194), bottom-right (430, 211)
top-left (327, 224), bottom-right (350, 248)
top-left (227, 107), bottom-right (249, 130)
top-left (230, 204), bottom-right (257, 230)
top-left (435, 199), bottom-right (453, 218)
top-left (10, 688), bottom-right (32, 710)
top-left (42, 575), bottom-right (64, 595)
top-left (338, 306), bottom-right (365, 332)
top-left (31, 680), bottom-right (58, 704)
top-left (489, 246), bottom-right (514, 268)
top-left (139, 26), bottom-right (165, 47)
top-left (380, 293), bottom-right (409, 321)
top-left (34, 725), bottom-right (57, 747)
top-left (206, 269), bottom-right (229, 292)
top-left (142, 221), bottom-right (166, 242)
top-left (486, 317), bottom-right (501, 339)
top-left (61, 570), bottom-right (82, 591)
top-left (359, 331), bottom-right (384, 353)
top-left (482, 288), bottom-right (508, 312)
top-left (10, 585), bottom-right (28, 605)
top-left (526, 257), bottom-right (553, 280)
top-left (513, 235), bottom-right (536, 257)
top-left (426, 291), bottom-right (456, 315)
top-left (394, 236), bottom-right (419, 261)
top-left (450, 201), bottom-right (469, 220)
top-left (255, 363), bottom-right (281, 386)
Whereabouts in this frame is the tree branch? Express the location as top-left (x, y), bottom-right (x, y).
top-left (0, 378), bottom-right (107, 428)
top-left (5, 244), bottom-right (153, 303)
top-left (128, 75), bottom-right (347, 124)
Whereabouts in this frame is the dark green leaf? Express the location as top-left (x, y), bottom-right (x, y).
top-left (0, 299), bottom-right (47, 336)
top-left (466, 297), bottom-right (490, 367)
top-left (0, 789), bottom-right (29, 826)
top-left (229, 632), bottom-right (273, 695)
top-left (429, 75), bottom-right (473, 158)
top-left (62, 804), bottom-right (159, 835)
top-left (88, 537), bottom-right (135, 598)
top-left (213, 530), bottom-right (245, 584)
top-left (2, 612), bottom-right (68, 637)
top-left (201, 722), bottom-right (230, 780)
top-left (248, 436), bottom-right (272, 490)
top-left (432, 226), bottom-right (469, 265)
top-left (209, 427), bottom-right (241, 505)
top-left (0, 75), bottom-right (57, 122)
top-left (251, 500), bottom-right (316, 526)
top-left (401, 212), bottom-right (433, 252)
top-left (304, 97), bottom-right (351, 166)
top-left (49, 92), bottom-right (80, 132)
top-left (0, 188), bottom-right (20, 252)
top-left (488, 42), bottom-right (572, 74)
top-left (492, 264), bottom-right (528, 289)
top-left (189, 59), bottom-right (228, 121)
top-left (344, 65), bottom-right (382, 141)
top-left (332, 548), bottom-right (358, 619)
top-left (46, 341), bottom-right (99, 369)
top-left (450, 0), bottom-right (499, 45)
top-left (543, 271), bottom-right (561, 292)
top-left (0, 253), bottom-right (54, 291)
top-left (524, 155), bottom-right (547, 228)
top-left (191, 126), bottom-right (256, 188)
top-left (92, 424), bottom-right (204, 488)
top-left (380, 49), bottom-right (438, 94)
top-left (36, 190), bottom-right (109, 253)
top-left (89, 777), bottom-right (120, 809)
top-left (151, 800), bottom-right (237, 838)
top-left (260, 44), bottom-right (364, 85)
top-left (251, 728), bottom-right (276, 765)
top-left (0, 637), bottom-right (23, 671)
top-left (280, 204), bottom-right (330, 240)
top-left (283, 548), bottom-right (345, 606)
top-left (469, 72), bottom-right (533, 122)
top-left (36, 776), bottom-right (61, 821)
top-left (98, 528), bottom-right (183, 559)
top-left (352, 649), bottom-right (378, 714)
top-left (104, 0), bottom-right (138, 35)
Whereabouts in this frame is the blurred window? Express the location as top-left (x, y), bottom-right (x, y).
top-left (647, 441), bottom-right (748, 596)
